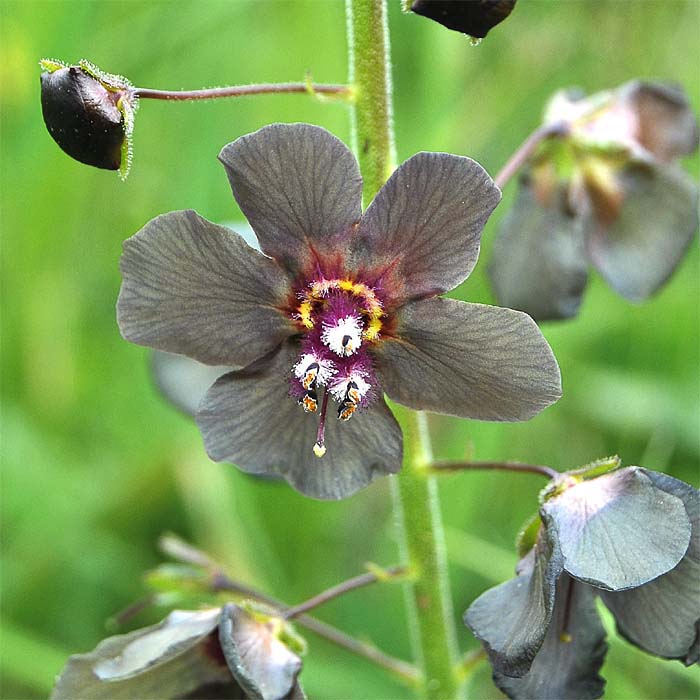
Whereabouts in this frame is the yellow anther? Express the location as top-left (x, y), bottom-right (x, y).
top-left (363, 316), bottom-right (382, 341)
top-left (298, 301), bottom-right (314, 328)
top-left (298, 278), bottom-right (384, 335)
top-left (338, 404), bottom-right (357, 421)
top-left (301, 394), bottom-right (318, 413)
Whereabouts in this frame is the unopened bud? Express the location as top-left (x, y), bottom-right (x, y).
top-left (410, 0), bottom-right (517, 39)
top-left (39, 59), bottom-right (137, 178)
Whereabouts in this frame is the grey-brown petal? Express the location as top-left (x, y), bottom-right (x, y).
top-left (495, 576), bottom-right (607, 699)
top-left (195, 343), bottom-right (402, 500)
top-left (619, 81), bottom-right (700, 162)
top-left (219, 605), bottom-right (303, 700)
top-left (118, 210), bottom-right (295, 367)
top-left (465, 534), bottom-right (564, 678)
top-left (219, 123), bottom-right (363, 278)
top-left (51, 609), bottom-right (230, 699)
top-left (352, 152), bottom-right (500, 302)
top-left (489, 178), bottom-right (589, 321)
top-left (541, 467), bottom-right (692, 591)
top-left (585, 162), bottom-right (699, 302)
top-left (375, 297), bottom-right (561, 421)
top-left (599, 470), bottom-right (700, 663)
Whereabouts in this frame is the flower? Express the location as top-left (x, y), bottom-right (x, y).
top-left (51, 604), bottom-right (306, 700)
top-left (39, 59), bottom-right (137, 178)
top-left (464, 462), bottom-right (699, 699)
top-left (117, 123), bottom-right (561, 499)
top-left (410, 0), bottom-right (517, 39)
top-left (489, 80), bottom-right (699, 321)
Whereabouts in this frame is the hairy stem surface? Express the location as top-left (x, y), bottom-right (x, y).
top-left (346, 0), bottom-right (395, 204)
top-left (132, 82), bottom-right (352, 102)
top-left (346, 3), bottom-right (462, 696)
top-left (392, 409), bottom-right (462, 699)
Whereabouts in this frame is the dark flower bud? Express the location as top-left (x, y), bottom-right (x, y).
top-left (410, 0), bottom-right (517, 39)
top-left (39, 59), bottom-right (137, 178)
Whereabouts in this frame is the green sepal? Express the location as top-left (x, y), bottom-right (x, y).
top-left (116, 94), bottom-right (136, 180)
top-left (540, 456), bottom-right (622, 503)
top-left (39, 58), bottom-right (67, 73)
top-left (570, 455), bottom-right (622, 480)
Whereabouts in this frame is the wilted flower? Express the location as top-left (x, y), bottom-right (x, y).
top-left (39, 59), bottom-right (137, 178)
top-left (118, 123), bottom-right (561, 499)
top-left (410, 0), bottom-right (517, 39)
top-left (465, 461), bottom-right (699, 699)
top-left (489, 81), bottom-right (699, 320)
top-left (52, 604), bottom-right (305, 700)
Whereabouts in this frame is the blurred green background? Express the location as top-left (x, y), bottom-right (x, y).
top-left (1, 1), bottom-right (698, 698)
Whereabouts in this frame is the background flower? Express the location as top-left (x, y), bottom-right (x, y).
top-left (51, 604), bottom-right (305, 700)
top-left (489, 80), bottom-right (699, 320)
top-left (465, 464), bottom-right (699, 699)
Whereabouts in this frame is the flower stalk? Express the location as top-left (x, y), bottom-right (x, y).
top-left (346, 1), bottom-right (462, 696)
top-left (282, 565), bottom-right (408, 620)
top-left (493, 120), bottom-right (569, 189)
top-left (159, 534), bottom-right (420, 684)
top-left (132, 81), bottom-right (353, 102)
top-left (430, 459), bottom-right (560, 480)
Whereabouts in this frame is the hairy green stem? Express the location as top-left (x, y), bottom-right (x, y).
top-left (392, 409), bottom-right (462, 699)
top-left (346, 3), bottom-right (462, 696)
top-left (346, 0), bottom-right (396, 204)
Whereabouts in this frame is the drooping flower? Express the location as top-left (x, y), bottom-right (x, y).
top-left (465, 461), bottom-right (699, 699)
top-left (51, 604), bottom-right (306, 700)
top-left (410, 0), bottom-right (517, 39)
top-left (118, 123), bottom-right (561, 499)
top-left (39, 59), bottom-right (137, 179)
top-left (489, 81), bottom-right (699, 321)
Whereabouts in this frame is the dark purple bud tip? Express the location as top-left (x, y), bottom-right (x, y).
top-left (411, 0), bottom-right (517, 39)
top-left (39, 59), bottom-right (136, 177)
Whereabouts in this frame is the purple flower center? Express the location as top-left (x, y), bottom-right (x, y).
top-left (289, 277), bottom-right (384, 457)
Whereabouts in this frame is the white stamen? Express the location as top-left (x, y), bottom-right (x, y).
top-left (329, 374), bottom-right (371, 402)
top-left (293, 354), bottom-right (335, 386)
top-left (313, 442), bottom-right (326, 458)
top-left (321, 315), bottom-right (363, 356)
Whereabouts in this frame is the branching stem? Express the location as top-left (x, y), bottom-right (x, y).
top-left (282, 566), bottom-right (408, 620)
top-left (430, 460), bottom-right (559, 480)
top-left (494, 120), bottom-right (569, 189)
top-left (159, 535), bottom-right (419, 685)
top-left (211, 570), bottom-right (419, 684)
